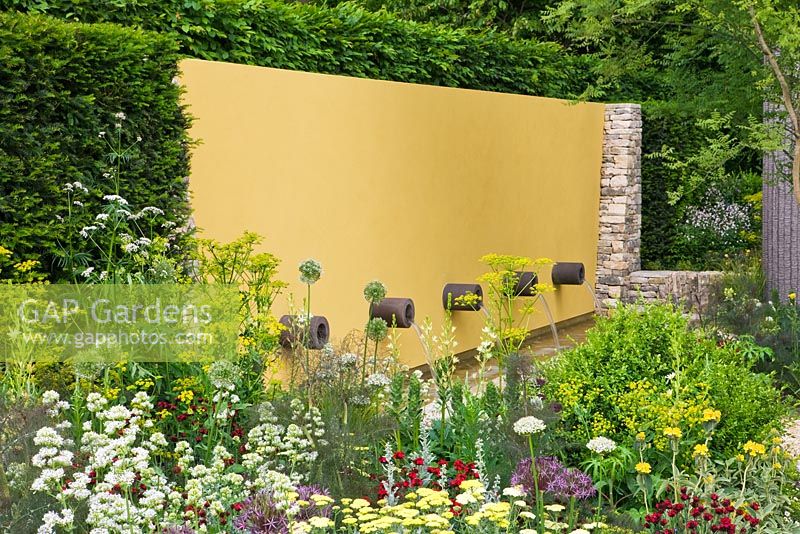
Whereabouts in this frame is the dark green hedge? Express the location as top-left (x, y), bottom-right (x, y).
top-left (0, 0), bottom-right (592, 98)
top-left (640, 101), bottom-right (703, 270)
top-left (0, 12), bottom-right (191, 278)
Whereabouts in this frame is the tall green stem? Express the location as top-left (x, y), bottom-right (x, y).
top-left (305, 284), bottom-right (311, 371)
top-left (361, 304), bottom-right (372, 386)
top-left (528, 435), bottom-right (543, 532)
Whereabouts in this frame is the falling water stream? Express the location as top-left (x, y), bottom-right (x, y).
top-left (410, 322), bottom-right (432, 365)
top-left (582, 280), bottom-right (601, 310)
top-left (534, 295), bottom-right (561, 351)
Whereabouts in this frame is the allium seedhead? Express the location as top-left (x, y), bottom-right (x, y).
top-left (366, 317), bottom-right (388, 342)
top-left (298, 259), bottom-right (322, 285)
top-left (363, 280), bottom-right (387, 304)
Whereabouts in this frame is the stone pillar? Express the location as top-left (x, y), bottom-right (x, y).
top-left (596, 104), bottom-right (642, 310)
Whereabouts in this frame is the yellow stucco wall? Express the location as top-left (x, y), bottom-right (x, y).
top-left (180, 58), bottom-right (605, 367)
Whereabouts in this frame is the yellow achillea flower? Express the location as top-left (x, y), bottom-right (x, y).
top-left (743, 441), bottom-right (766, 457)
top-left (350, 498), bottom-right (371, 509)
top-left (663, 427), bottom-right (683, 439)
top-left (701, 408), bottom-right (721, 422)
top-left (635, 462), bottom-right (652, 474)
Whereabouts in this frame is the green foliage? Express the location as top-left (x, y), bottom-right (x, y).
top-left (357, 0), bottom-right (552, 37)
top-left (643, 110), bottom-right (762, 269)
top-left (709, 253), bottom-right (800, 394)
top-left (0, 0), bottom-right (593, 99)
top-left (0, 12), bottom-right (192, 280)
top-left (542, 303), bottom-right (787, 461)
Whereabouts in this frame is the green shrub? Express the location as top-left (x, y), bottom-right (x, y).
top-left (0, 12), bottom-right (191, 280)
top-left (542, 302), bottom-right (786, 461)
top-left (0, 0), bottom-right (593, 99)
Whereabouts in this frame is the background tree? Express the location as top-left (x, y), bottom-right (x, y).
top-left (687, 0), bottom-right (800, 298)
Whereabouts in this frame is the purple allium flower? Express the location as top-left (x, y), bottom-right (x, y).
top-left (511, 457), bottom-right (597, 501)
top-left (233, 486), bottom-right (332, 534)
top-left (162, 526), bottom-right (195, 534)
top-left (233, 491), bottom-right (290, 534)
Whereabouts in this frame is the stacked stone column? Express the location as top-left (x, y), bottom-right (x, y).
top-left (595, 104), bottom-right (642, 310)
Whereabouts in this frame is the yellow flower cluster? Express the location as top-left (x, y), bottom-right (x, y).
top-left (590, 413), bottom-right (614, 436)
top-left (692, 444), bottom-right (709, 458)
top-left (464, 501), bottom-right (512, 528)
top-left (337, 489), bottom-right (455, 534)
top-left (635, 462), bottom-right (652, 474)
top-left (290, 495), bottom-right (336, 533)
top-left (556, 380), bottom-right (587, 413)
top-left (663, 427), bottom-right (683, 439)
top-left (126, 377), bottom-right (155, 391)
top-left (743, 441), bottom-right (766, 457)
top-left (172, 376), bottom-right (197, 391)
top-left (701, 408), bottom-right (721, 423)
top-left (13, 259), bottom-right (39, 272)
top-left (177, 389), bottom-right (194, 403)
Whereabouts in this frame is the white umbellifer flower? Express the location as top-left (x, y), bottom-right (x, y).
top-left (503, 485), bottom-right (527, 497)
top-left (365, 372), bottom-right (391, 388)
top-left (102, 194), bottom-right (128, 205)
top-left (34, 427), bottom-right (64, 448)
top-left (114, 112), bottom-right (127, 120)
top-left (586, 436), bottom-right (617, 455)
top-left (86, 392), bottom-right (107, 413)
top-left (42, 390), bottom-right (60, 405)
top-left (81, 267), bottom-right (95, 278)
top-left (138, 206), bottom-right (163, 217)
top-left (513, 416), bottom-right (546, 435)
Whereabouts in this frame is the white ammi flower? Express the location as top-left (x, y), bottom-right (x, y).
top-left (586, 436), bottom-right (617, 455)
top-left (513, 416), bottom-right (546, 435)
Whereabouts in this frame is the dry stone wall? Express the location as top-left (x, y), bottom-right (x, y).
top-left (596, 104), bottom-right (721, 314)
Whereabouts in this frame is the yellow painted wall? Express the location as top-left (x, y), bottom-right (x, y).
top-left (180, 58), bottom-right (605, 367)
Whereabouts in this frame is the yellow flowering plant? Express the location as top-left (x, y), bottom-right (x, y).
top-left (632, 418), bottom-right (800, 531)
top-left (542, 303), bottom-right (786, 466)
top-left (476, 254), bottom-right (554, 375)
